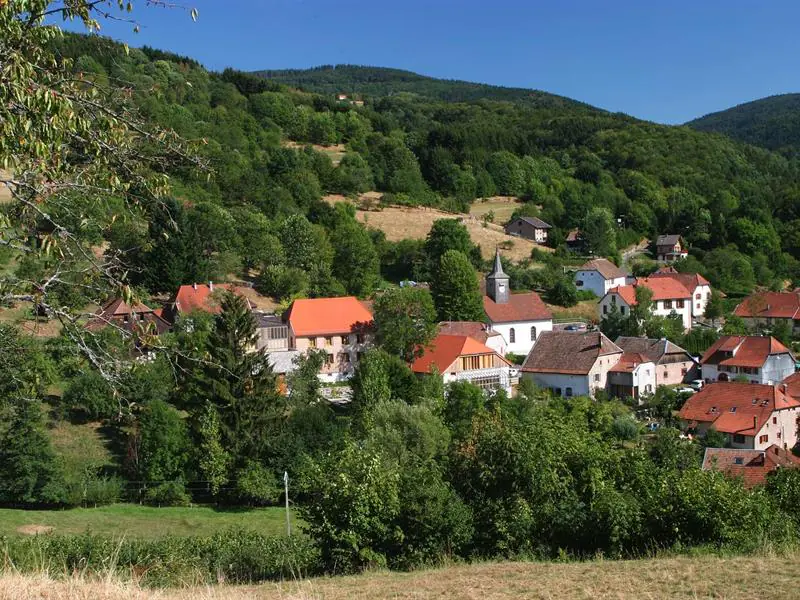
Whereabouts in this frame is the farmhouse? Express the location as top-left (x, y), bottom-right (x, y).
top-left (733, 291), bottom-right (800, 335)
top-left (678, 382), bottom-right (800, 450)
top-left (521, 331), bottom-right (623, 398)
top-left (483, 249), bottom-right (553, 356)
top-left (86, 297), bottom-right (171, 335)
top-left (600, 276), bottom-right (694, 330)
top-left (411, 333), bottom-right (517, 395)
top-left (700, 335), bottom-right (795, 385)
top-left (504, 216), bottom-right (552, 244)
top-left (574, 258), bottom-right (628, 298)
top-left (615, 336), bottom-right (699, 386)
top-left (655, 234), bottom-right (688, 263)
top-left (701, 445), bottom-right (800, 487)
top-left (285, 296), bottom-right (374, 382)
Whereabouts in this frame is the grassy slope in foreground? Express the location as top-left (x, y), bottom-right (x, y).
top-left (0, 505), bottom-right (290, 539)
top-left (3, 554), bottom-right (800, 599)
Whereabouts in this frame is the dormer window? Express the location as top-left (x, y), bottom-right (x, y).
top-left (730, 407), bottom-right (737, 413)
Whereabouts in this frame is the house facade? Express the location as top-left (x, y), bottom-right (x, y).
top-left (504, 216), bottom-right (552, 244)
top-left (285, 296), bottom-right (374, 382)
top-left (607, 353), bottom-right (656, 403)
top-left (615, 336), bottom-right (699, 386)
top-left (734, 291), bottom-right (800, 335)
top-left (678, 382), bottom-right (800, 450)
top-left (648, 266), bottom-right (712, 319)
top-left (87, 297), bottom-right (171, 336)
top-left (521, 331), bottom-right (623, 398)
top-left (574, 258), bottom-right (628, 298)
top-left (411, 334), bottom-right (517, 395)
top-left (483, 249), bottom-right (553, 356)
top-left (700, 335), bottom-right (795, 385)
top-left (656, 234), bottom-right (688, 263)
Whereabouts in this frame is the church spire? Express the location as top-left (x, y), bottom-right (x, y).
top-left (486, 247), bottom-right (510, 304)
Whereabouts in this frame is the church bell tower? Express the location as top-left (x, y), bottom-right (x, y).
top-left (486, 247), bottom-right (510, 304)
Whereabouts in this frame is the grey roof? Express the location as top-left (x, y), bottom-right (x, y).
top-left (614, 336), bottom-right (694, 364)
top-left (656, 234), bottom-right (682, 246)
top-left (514, 216), bottom-right (552, 229)
top-left (255, 312), bottom-right (284, 327)
top-left (522, 331), bottom-right (622, 375)
top-left (486, 247), bottom-right (508, 280)
top-left (577, 258), bottom-right (627, 280)
top-left (267, 350), bottom-right (301, 374)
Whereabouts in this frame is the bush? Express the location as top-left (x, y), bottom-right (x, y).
top-left (62, 475), bottom-right (123, 508)
top-left (144, 481), bottom-right (190, 507)
top-left (611, 416), bottom-right (640, 441)
top-left (235, 462), bottom-right (281, 506)
top-left (576, 290), bottom-right (597, 301)
top-left (62, 370), bottom-right (116, 420)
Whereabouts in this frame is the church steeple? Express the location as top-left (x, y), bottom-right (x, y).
top-left (486, 247), bottom-right (510, 304)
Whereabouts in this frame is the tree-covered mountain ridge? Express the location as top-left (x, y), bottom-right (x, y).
top-left (253, 64), bottom-right (601, 112)
top-left (687, 93), bottom-right (800, 156)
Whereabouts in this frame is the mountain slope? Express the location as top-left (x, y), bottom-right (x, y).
top-left (687, 93), bottom-right (800, 155)
top-left (253, 64), bottom-right (599, 111)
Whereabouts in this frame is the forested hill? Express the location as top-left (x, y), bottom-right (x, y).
top-left (45, 33), bottom-right (800, 300)
top-left (252, 65), bottom-right (596, 111)
top-left (687, 93), bottom-right (800, 156)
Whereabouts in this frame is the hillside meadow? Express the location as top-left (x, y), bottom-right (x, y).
top-left (3, 554), bottom-right (800, 599)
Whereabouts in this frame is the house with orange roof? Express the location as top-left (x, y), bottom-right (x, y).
top-left (702, 445), bottom-right (800, 487)
top-left (285, 296), bottom-right (374, 382)
top-left (678, 382), bottom-right (800, 450)
top-left (163, 282), bottom-right (252, 322)
top-left (700, 335), bottom-right (795, 385)
top-left (483, 249), bottom-right (552, 356)
top-left (734, 291), bottom-right (800, 335)
top-left (607, 352), bottom-right (656, 403)
top-left (437, 321), bottom-right (507, 355)
top-left (411, 333), bottom-right (517, 395)
top-left (649, 266), bottom-right (712, 317)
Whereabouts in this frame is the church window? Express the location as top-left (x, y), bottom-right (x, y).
top-left (509, 328), bottom-right (516, 343)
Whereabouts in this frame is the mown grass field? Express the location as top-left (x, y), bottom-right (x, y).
top-left (3, 554), bottom-right (800, 599)
top-left (468, 195), bottom-right (524, 224)
top-left (0, 504), bottom-right (292, 539)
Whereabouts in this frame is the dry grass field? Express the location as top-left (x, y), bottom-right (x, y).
top-left (282, 141), bottom-right (347, 166)
top-left (4, 554), bottom-right (800, 599)
top-left (468, 195), bottom-right (524, 224)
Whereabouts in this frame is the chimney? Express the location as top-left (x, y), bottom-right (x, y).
top-left (192, 282), bottom-right (197, 290)
top-left (782, 384), bottom-right (787, 394)
top-left (208, 281), bottom-right (214, 292)
top-left (753, 416), bottom-right (758, 433)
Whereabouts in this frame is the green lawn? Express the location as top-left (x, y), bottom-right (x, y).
top-left (0, 504), bottom-right (294, 538)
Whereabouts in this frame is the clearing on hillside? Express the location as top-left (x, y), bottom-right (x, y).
top-left (281, 140), bottom-right (347, 165)
top-left (323, 196), bottom-right (549, 262)
top-left (4, 554), bottom-right (800, 599)
top-left (468, 196), bottom-right (525, 224)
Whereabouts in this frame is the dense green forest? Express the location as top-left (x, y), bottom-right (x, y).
top-left (254, 64), bottom-right (593, 110)
top-left (39, 38), bottom-right (800, 300)
top-left (688, 93), bottom-right (800, 157)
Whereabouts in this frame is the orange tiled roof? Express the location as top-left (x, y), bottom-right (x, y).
top-left (411, 334), bottom-right (504, 374)
top-left (438, 321), bottom-right (502, 344)
top-left (609, 352), bottom-right (652, 373)
top-left (734, 291), bottom-right (800, 320)
top-left (783, 371), bottom-right (800, 401)
top-left (678, 382), bottom-right (800, 434)
top-left (286, 296), bottom-right (373, 337)
top-left (700, 336), bottom-right (793, 368)
top-left (483, 291), bottom-right (552, 324)
top-left (171, 283), bottom-right (242, 316)
top-left (702, 445), bottom-right (800, 487)
top-left (650, 266), bottom-right (710, 288)
top-left (607, 276), bottom-right (692, 304)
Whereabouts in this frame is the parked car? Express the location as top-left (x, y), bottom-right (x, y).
top-left (564, 324), bottom-right (581, 331)
top-left (675, 386), bottom-right (696, 395)
top-left (689, 379), bottom-right (704, 391)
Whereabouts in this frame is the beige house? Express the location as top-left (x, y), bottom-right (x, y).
top-left (285, 296), bottom-right (374, 382)
top-left (521, 331), bottom-right (623, 398)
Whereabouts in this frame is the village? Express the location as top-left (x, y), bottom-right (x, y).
top-left (89, 224), bottom-right (800, 489)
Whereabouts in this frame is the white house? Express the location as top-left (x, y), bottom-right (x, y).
top-left (520, 331), bottom-right (623, 398)
top-left (574, 258), bottom-right (628, 298)
top-left (599, 276), bottom-right (694, 330)
top-left (648, 266), bottom-right (712, 319)
top-left (483, 249), bottom-right (553, 356)
top-left (411, 333), bottom-right (518, 395)
top-left (700, 335), bottom-right (796, 385)
top-left (679, 382), bottom-right (800, 450)
top-left (607, 353), bottom-right (656, 403)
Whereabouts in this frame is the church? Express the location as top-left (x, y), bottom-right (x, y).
top-left (483, 249), bottom-right (553, 357)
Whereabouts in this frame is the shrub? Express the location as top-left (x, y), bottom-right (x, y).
top-left (144, 481), bottom-right (190, 507)
top-left (611, 416), bottom-right (640, 441)
top-left (235, 462), bottom-right (281, 506)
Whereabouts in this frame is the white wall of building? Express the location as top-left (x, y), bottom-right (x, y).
top-left (490, 318), bottom-right (553, 357)
top-left (523, 372), bottom-right (591, 398)
top-left (702, 354), bottom-right (795, 385)
top-left (599, 293), bottom-right (692, 330)
top-left (691, 284), bottom-right (711, 319)
top-left (575, 269), bottom-right (626, 298)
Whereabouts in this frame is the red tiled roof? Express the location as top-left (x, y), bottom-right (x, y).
top-left (734, 292), bottom-right (800, 320)
top-left (606, 276), bottom-right (692, 305)
top-left (171, 283), bottom-right (242, 316)
top-left (86, 297), bottom-right (171, 335)
top-left (649, 267), bottom-right (710, 289)
top-left (522, 331), bottom-right (622, 375)
top-left (578, 258), bottom-right (627, 280)
top-left (607, 285), bottom-right (638, 305)
top-left (702, 445), bottom-right (800, 487)
top-left (700, 336), bottom-right (793, 368)
top-left (783, 372), bottom-right (800, 401)
top-left (411, 334), bottom-right (506, 374)
top-left (678, 382), bottom-right (800, 434)
top-left (609, 352), bottom-right (652, 373)
top-left (483, 292), bottom-right (552, 324)
top-left (286, 296), bottom-right (373, 337)
top-left (438, 321), bottom-right (502, 344)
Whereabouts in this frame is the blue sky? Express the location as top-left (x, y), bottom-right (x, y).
top-left (65, 0), bottom-right (800, 124)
